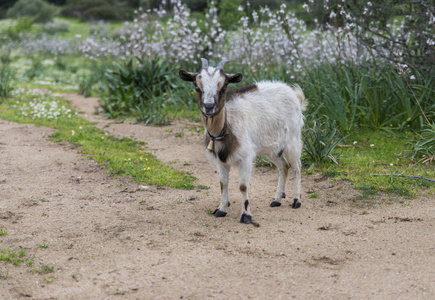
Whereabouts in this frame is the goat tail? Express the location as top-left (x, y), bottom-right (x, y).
top-left (292, 84), bottom-right (307, 112)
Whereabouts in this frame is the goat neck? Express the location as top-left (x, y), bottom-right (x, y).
top-left (202, 107), bottom-right (227, 138)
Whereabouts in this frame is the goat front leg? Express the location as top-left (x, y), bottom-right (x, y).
top-left (238, 161), bottom-right (254, 224)
top-left (213, 164), bottom-right (230, 217)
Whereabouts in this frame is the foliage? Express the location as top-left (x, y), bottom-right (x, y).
top-left (0, 248), bottom-right (26, 266)
top-left (6, 0), bottom-right (57, 24)
top-left (78, 62), bottom-right (109, 97)
top-left (101, 57), bottom-right (176, 124)
top-left (218, 0), bottom-right (245, 31)
top-left (301, 63), bottom-right (435, 132)
top-left (343, 0), bottom-right (435, 75)
top-left (41, 19), bottom-right (70, 35)
top-left (24, 58), bottom-right (45, 80)
top-left (405, 123), bottom-right (435, 164)
top-left (0, 65), bottom-right (13, 99)
top-left (1, 17), bottom-right (34, 41)
top-left (60, 0), bottom-right (132, 21)
top-left (0, 89), bottom-right (196, 188)
top-left (303, 120), bottom-right (344, 167)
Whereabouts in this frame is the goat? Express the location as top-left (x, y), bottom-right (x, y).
top-left (179, 58), bottom-right (307, 224)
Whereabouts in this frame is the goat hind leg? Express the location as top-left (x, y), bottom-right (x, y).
top-left (288, 156), bottom-right (302, 209)
top-left (269, 155), bottom-right (290, 208)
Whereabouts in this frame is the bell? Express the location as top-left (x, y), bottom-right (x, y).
top-left (207, 140), bottom-right (214, 151)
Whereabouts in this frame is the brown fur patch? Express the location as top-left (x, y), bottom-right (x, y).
top-left (204, 123), bottom-right (239, 163)
top-left (226, 84), bottom-right (258, 101)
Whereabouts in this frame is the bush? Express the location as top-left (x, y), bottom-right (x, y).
top-left (61, 0), bottom-right (133, 21)
top-left (101, 58), bottom-right (177, 124)
top-left (2, 17), bottom-right (34, 40)
top-left (406, 123), bottom-right (435, 164)
top-left (24, 58), bottom-right (45, 80)
top-left (6, 0), bottom-right (57, 24)
top-left (0, 66), bottom-right (13, 99)
top-left (301, 63), bottom-right (435, 132)
top-left (41, 20), bottom-right (70, 35)
top-left (303, 120), bottom-right (345, 167)
top-left (82, 6), bottom-right (122, 22)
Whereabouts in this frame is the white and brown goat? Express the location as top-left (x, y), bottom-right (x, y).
top-left (179, 58), bottom-right (307, 224)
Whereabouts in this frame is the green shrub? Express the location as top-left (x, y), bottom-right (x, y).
top-left (6, 0), bottom-right (57, 24)
top-left (24, 58), bottom-right (45, 80)
top-left (406, 123), bottom-right (435, 164)
top-left (41, 20), bottom-right (70, 35)
top-left (303, 120), bottom-right (345, 167)
top-left (0, 66), bottom-right (13, 99)
top-left (301, 63), bottom-right (435, 132)
top-left (61, 0), bottom-right (132, 21)
top-left (2, 17), bottom-right (34, 40)
top-left (101, 57), bottom-right (177, 125)
top-left (82, 6), bottom-right (122, 21)
top-left (78, 63), bottom-right (108, 97)
top-left (218, 0), bottom-right (245, 31)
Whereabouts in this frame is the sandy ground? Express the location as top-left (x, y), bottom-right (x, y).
top-left (0, 93), bottom-right (434, 299)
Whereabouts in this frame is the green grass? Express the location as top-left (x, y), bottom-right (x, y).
top-left (0, 248), bottom-right (26, 266)
top-left (31, 265), bottom-right (54, 275)
top-left (0, 88), bottom-right (196, 189)
top-left (317, 130), bottom-right (435, 198)
top-left (0, 229), bottom-right (7, 236)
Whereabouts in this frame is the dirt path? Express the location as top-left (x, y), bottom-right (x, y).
top-left (0, 94), bottom-right (434, 299)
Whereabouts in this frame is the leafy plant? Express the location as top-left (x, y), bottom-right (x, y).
top-left (7, 0), bottom-right (57, 24)
top-left (102, 57), bottom-right (176, 124)
top-left (0, 66), bottom-right (13, 99)
top-left (2, 17), bottom-right (34, 40)
top-left (31, 265), bottom-right (54, 274)
top-left (303, 120), bottom-right (345, 167)
top-left (24, 58), bottom-right (45, 80)
top-left (406, 123), bottom-right (435, 164)
top-left (0, 248), bottom-right (26, 266)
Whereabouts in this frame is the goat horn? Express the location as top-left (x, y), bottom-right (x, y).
top-left (216, 59), bottom-right (229, 70)
top-left (200, 58), bottom-right (209, 69)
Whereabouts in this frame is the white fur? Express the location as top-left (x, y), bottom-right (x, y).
top-left (203, 78), bottom-right (307, 221)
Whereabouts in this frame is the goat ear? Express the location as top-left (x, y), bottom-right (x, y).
top-left (179, 70), bottom-right (196, 82)
top-left (227, 73), bottom-right (243, 84)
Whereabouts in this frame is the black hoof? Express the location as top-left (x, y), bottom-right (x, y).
top-left (240, 213), bottom-right (252, 224)
top-left (292, 199), bottom-right (301, 209)
top-left (270, 200), bottom-right (282, 207)
top-left (213, 209), bottom-right (227, 217)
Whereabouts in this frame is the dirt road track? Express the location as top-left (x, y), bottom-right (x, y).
top-left (0, 94), bottom-right (433, 299)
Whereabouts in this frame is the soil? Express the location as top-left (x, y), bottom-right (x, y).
top-left (0, 93), bottom-right (434, 299)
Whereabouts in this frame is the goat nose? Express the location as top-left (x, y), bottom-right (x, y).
top-left (204, 102), bottom-right (214, 109)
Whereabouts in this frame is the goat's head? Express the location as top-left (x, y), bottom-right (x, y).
top-left (179, 58), bottom-right (243, 117)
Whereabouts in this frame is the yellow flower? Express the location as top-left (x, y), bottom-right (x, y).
top-left (191, 91), bottom-right (194, 95)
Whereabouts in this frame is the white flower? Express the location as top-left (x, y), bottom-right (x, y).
top-left (410, 75), bottom-right (416, 80)
top-left (302, 4), bottom-right (310, 13)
